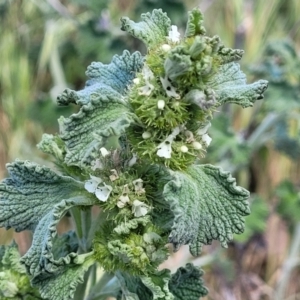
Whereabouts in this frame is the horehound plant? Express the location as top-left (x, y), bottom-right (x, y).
top-left (0, 8), bottom-right (268, 300)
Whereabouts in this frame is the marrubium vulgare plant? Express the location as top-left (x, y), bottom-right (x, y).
top-left (0, 8), bottom-right (268, 300)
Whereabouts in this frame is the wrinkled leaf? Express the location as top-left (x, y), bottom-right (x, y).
top-left (169, 263), bottom-right (208, 299)
top-left (52, 231), bottom-right (79, 260)
top-left (209, 62), bottom-right (268, 108)
top-left (1, 242), bottom-right (24, 274)
top-left (121, 9), bottom-right (171, 49)
top-left (140, 270), bottom-right (173, 300)
top-left (57, 50), bottom-right (143, 168)
top-left (0, 243), bottom-right (41, 299)
top-left (37, 133), bottom-right (65, 161)
top-left (117, 269), bottom-right (173, 300)
top-left (163, 164), bottom-right (250, 256)
top-left (0, 160), bottom-right (89, 232)
top-left (31, 252), bottom-right (94, 300)
top-left (185, 8), bottom-right (206, 37)
top-left (0, 160), bottom-right (96, 277)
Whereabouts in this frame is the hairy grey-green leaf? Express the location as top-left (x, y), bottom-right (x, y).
top-left (117, 269), bottom-right (173, 300)
top-left (209, 62), bottom-right (268, 108)
top-left (113, 216), bottom-right (151, 235)
top-left (31, 252), bottom-right (94, 300)
top-left (217, 46), bottom-right (244, 64)
top-left (121, 9), bottom-right (171, 49)
top-left (57, 50), bottom-right (143, 106)
top-left (140, 270), bottom-right (173, 300)
top-left (37, 134), bottom-right (65, 161)
top-left (57, 51), bottom-right (143, 168)
top-left (52, 231), bottom-right (79, 260)
top-left (0, 160), bottom-right (96, 277)
top-left (163, 164), bottom-right (250, 256)
top-left (0, 243), bottom-right (41, 299)
top-left (185, 8), bottom-right (206, 37)
top-left (20, 195), bottom-right (96, 277)
top-left (1, 242), bottom-right (24, 274)
top-left (164, 53), bottom-right (193, 81)
top-left (116, 271), bottom-right (150, 300)
top-left (169, 263), bottom-right (208, 299)
top-left (0, 160), bottom-right (87, 231)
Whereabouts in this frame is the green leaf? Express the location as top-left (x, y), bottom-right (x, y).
top-left (31, 252), bottom-right (94, 300)
top-left (169, 263), bottom-right (208, 299)
top-left (140, 270), bottom-right (173, 300)
top-left (121, 9), bottom-right (171, 49)
top-left (51, 231), bottom-right (79, 259)
top-left (57, 50), bottom-right (143, 106)
top-left (185, 8), bottom-right (206, 37)
top-left (0, 160), bottom-right (88, 232)
top-left (57, 51), bottom-right (143, 168)
top-left (0, 243), bottom-right (41, 299)
top-left (116, 269), bottom-right (173, 300)
top-left (1, 241), bottom-right (25, 274)
top-left (209, 62), bottom-right (268, 108)
top-left (163, 164), bottom-right (250, 256)
top-left (0, 160), bottom-right (97, 277)
top-left (164, 52), bottom-right (193, 81)
top-left (0, 160), bottom-right (89, 232)
top-left (37, 133), bottom-right (65, 161)
top-left (116, 271), bottom-right (150, 300)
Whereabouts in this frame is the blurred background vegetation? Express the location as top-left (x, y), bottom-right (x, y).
top-left (1, 0), bottom-right (300, 299)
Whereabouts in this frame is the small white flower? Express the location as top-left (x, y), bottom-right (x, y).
top-left (142, 131), bottom-right (152, 139)
top-left (95, 183), bottom-right (113, 202)
top-left (168, 25), bottom-right (181, 43)
top-left (133, 178), bottom-right (145, 195)
top-left (197, 122), bottom-right (211, 136)
top-left (156, 126), bottom-right (181, 159)
top-left (138, 65), bottom-right (155, 96)
top-left (85, 175), bottom-right (103, 193)
top-left (138, 83), bottom-right (154, 96)
top-left (133, 78), bottom-right (140, 85)
top-left (142, 65), bottom-right (154, 81)
top-left (157, 99), bottom-right (165, 110)
top-left (132, 200), bottom-right (150, 217)
top-left (117, 196), bottom-right (130, 208)
top-left (160, 76), bottom-right (180, 99)
top-left (192, 141), bottom-right (202, 150)
top-left (202, 134), bottom-right (212, 146)
top-left (109, 169), bottom-right (119, 182)
top-left (184, 130), bottom-right (195, 143)
top-left (128, 153), bottom-right (138, 166)
top-left (117, 184), bottom-right (131, 207)
top-left (91, 159), bottom-right (103, 171)
top-left (161, 44), bottom-right (171, 52)
top-left (157, 140), bottom-right (172, 158)
top-left (100, 147), bottom-right (110, 157)
top-left (117, 194), bottom-right (130, 208)
top-left (180, 145), bottom-right (189, 153)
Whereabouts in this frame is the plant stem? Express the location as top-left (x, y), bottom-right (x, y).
top-left (70, 206), bottom-right (92, 253)
top-left (74, 267), bottom-right (91, 300)
top-left (71, 207), bottom-right (83, 239)
top-left (81, 207), bottom-right (92, 252)
top-left (86, 272), bottom-right (118, 300)
top-left (71, 207), bottom-right (93, 298)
